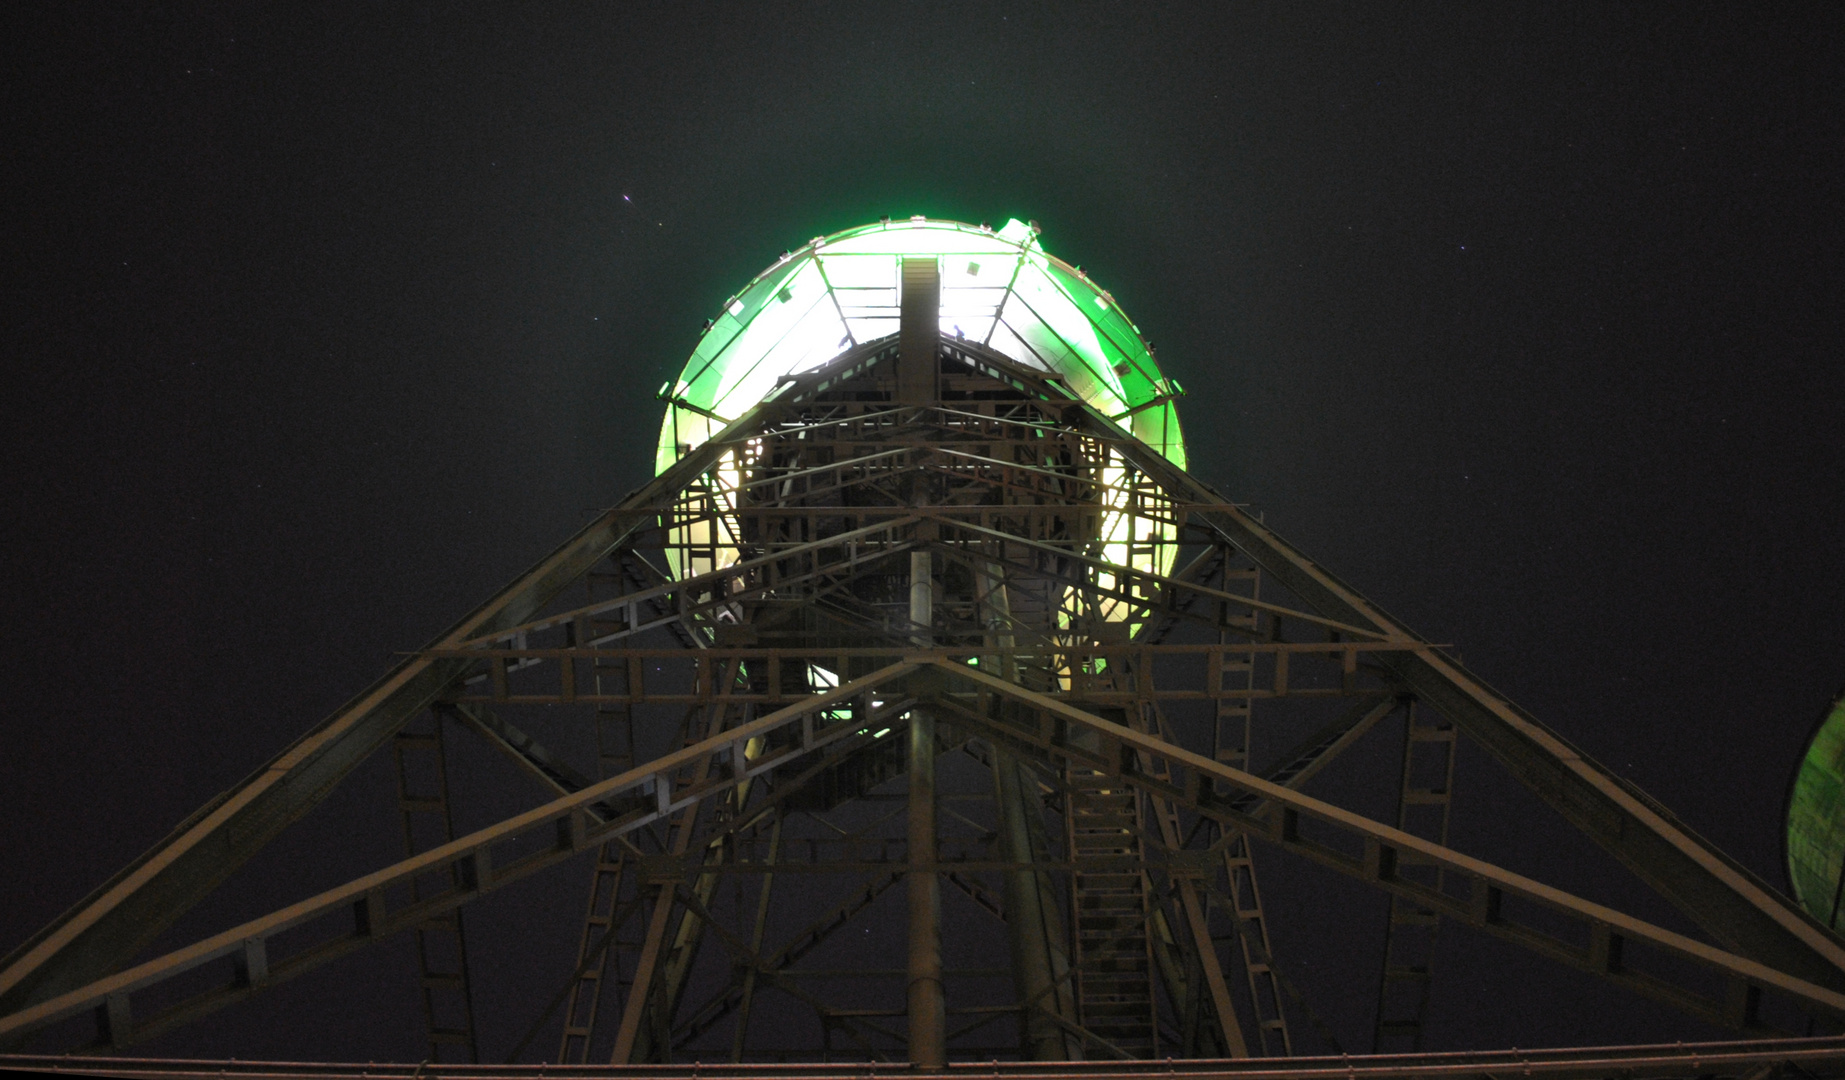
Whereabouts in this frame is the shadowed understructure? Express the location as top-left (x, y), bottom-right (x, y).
top-left (5, 220), bottom-right (1845, 1078)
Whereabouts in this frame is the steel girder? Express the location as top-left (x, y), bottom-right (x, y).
top-left (0, 662), bottom-right (929, 1050)
top-left (1078, 405), bottom-right (1845, 996)
top-left (9, 651), bottom-right (1845, 1049)
top-left (5, 335), bottom-right (1843, 1064)
top-left (9, 1035), bottom-right (1845, 1079)
top-left (0, 342), bottom-right (893, 1026)
top-left (919, 662), bottom-right (1845, 1031)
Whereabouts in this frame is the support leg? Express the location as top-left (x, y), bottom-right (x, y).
top-left (907, 548), bottom-right (945, 1067)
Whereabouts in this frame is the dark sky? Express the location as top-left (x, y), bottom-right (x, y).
top-left (5, 2), bottom-right (1845, 1062)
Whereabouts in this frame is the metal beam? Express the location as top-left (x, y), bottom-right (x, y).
top-left (612, 669), bottom-right (739, 1064)
top-left (978, 557), bottom-right (1078, 1061)
top-left (927, 515), bottom-right (1395, 642)
top-left (1229, 696), bottom-right (1401, 814)
top-left (14, 329), bottom-right (1828, 1062)
top-left (670, 870), bottom-right (904, 1052)
top-left (461, 516), bottom-right (924, 650)
top-left (425, 642), bottom-right (1406, 710)
top-left (632, 661), bottom-right (752, 1062)
top-left (0, 443), bottom-right (721, 1026)
top-left (0, 345), bottom-right (916, 1025)
top-left (728, 814), bottom-right (780, 1061)
top-left (1088, 410), bottom-right (1845, 995)
top-left (907, 549), bottom-right (946, 1067)
top-left (897, 258), bottom-right (940, 405)
top-left (993, 756), bottom-right (1076, 1059)
top-left (0, 664), bottom-right (927, 1050)
top-left (925, 659), bottom-right (1845, 1032)
top-left (441, 703), bottom-right (598, 807)
top-left (9, 1034), bottom-right (1845, 1079)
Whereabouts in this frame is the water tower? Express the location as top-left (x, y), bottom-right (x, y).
top-left (4, 218), bottom-right (1845, 1076)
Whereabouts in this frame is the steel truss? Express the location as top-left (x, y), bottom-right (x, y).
top-left (5, 316), bottom-right (1845, 1068)
top-left (10, 1034), bottom-right (1845, 1080)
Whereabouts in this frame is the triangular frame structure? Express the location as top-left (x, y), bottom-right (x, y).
top-left (5, 270), bottom-right (1845, 1065)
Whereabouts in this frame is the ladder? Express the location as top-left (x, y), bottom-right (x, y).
top-left (1212, 560), bottom-right (1293, 1056)
top-left (1371, 701), bottom-right (1456, 1052)
top-left (557, 564), bottom-right (646, 1064)
top-left (556, 836), bottom-right (630, 1063)
top-left (1219, 835), bottom-right (1290, 1055)
top-left (1065, 764), bottom-right (1159, 1058)
top-left (391, 710), bottom-right (480, 1064)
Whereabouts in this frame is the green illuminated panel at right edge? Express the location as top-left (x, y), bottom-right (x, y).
top-left (1788, 691), bottom-right (1845, 928)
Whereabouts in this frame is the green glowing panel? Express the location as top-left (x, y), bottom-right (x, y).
top-left (654, 217), bottom-right (1188, 600)
top-left (1787, 691), bottom-right (1845, 928)
top-left (656, 217), bottom-right (1186, 476)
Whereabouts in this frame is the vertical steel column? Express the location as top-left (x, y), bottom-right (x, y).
top-left (907, 548), bottom-right (945, 1067)
top-left (978, 557), bottom-right (1076, 1060)
top-left (995, 758), bottom-right (1075, 1059)
top-left (611, 694), bottom-right (730, 1063)
top-left (897, 258), bottom-right (940, 405)
top-left (730, 813), bottom-right (782, 1062)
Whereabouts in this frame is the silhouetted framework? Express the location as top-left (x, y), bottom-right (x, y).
top-left (8, 1036), bottom-right (1845, 1080)
top-left (7, 243), bottom-right (1845, 1074)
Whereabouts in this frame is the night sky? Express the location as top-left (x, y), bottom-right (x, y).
top-left (5, 3), bottom-right (1845, 1062)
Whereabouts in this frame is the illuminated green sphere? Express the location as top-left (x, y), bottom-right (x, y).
top-left (655, 217), bottom-right (1186, 476)
top-left (1788, 691), bottom-right (1845, 929)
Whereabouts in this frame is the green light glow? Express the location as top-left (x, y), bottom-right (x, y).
top-left (654, 218), bottom-right (1187, 607)
top-left (656, 217), bottom-right (1185, 475)
top-left (1787, 691), bottom-right (1845, 928)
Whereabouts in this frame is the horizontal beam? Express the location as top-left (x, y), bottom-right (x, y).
top-left (0, 407), bottom-right (795, 1025)
top-left (440, 704), bottom-right (597, 805)
top-left (1088, 412), bottom-right (1845, 996)
top-left (425, 643), bottom-right (1395, 710)
top-left (932, 658), bottom-right (1845, 1033)
top-left (5, 1034), bottom-right (1845, 1079)
top-left (0, 665), bottom-right (926, 1050)
top-left (463, 516), bottom-right (923, 648)
top-left (1227, 695), bottom-right (1402, 813)
top-left (927, 515), bottom-right (1399, 643)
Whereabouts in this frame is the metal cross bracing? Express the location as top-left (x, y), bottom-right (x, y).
top-left (552, 559), bottom-right (651, 1066)
top-left (1143, 546), bottom-right (1295, 1056)
top-left (10, 319), bottom-right (1845, 1069)
top-left (1370, 702), bottom-right (1457, 1054)
top-left (389, 709), bottom-right (482, 1063)
top-left (11, 1035), bottom-right (1845, 1080)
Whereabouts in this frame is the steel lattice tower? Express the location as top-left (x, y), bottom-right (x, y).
top-left (5, 218), bottom-right (1845, 1072)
